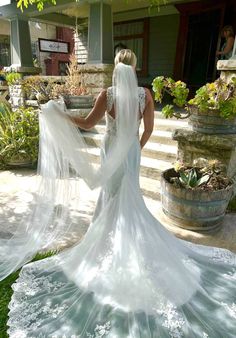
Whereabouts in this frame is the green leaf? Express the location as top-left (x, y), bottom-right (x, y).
top-left (196, 174), bottom-right (210, 186)
top-left (179, 171), bottom-right (189, 186)
top-left (188, 168), bottom-right (197, 187)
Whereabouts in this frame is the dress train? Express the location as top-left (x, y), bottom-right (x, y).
top-left (7, 116), bottom-right (236, 338)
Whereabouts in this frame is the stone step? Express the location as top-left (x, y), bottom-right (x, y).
top-left (140, 176), bottom-right (161, 200)
top-left (146, 130), bottom-right (177, 145)
top-left (82, 128), bottom-right (178, 147)
top-left (152, 118), bottom-right (189, 130)
top-left (142, 141), bottom-right (177, 161)
top-left (91, 118), bottom-right (189, 134)
top-left (85, 147), bottom-right (173, 180)
top-left (81, 132), bottom-right (177, 162)
top-left (140, 156), bottom-right (173, 179)
top-left (78, 111), bottom-right (184, 200)
top-left (153, 109), bottom-right (187, 120)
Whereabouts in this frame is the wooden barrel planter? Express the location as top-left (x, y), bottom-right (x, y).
top-left (189, 106), bottom-right (236, 134)
top-left (161, 168), bottom-right (233, 232)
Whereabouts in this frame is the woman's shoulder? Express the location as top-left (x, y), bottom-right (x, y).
top-left (139, 86), bottom-right (151, 92)
top-left (139, 87), bottom-right (153, 102)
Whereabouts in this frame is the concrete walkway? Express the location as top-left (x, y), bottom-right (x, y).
top-left (0, 169), bottom-right (236, 253)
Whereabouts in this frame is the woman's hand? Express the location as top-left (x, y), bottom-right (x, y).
top-left (69, 90), bottom-right (107, 130)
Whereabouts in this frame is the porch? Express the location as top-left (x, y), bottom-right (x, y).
top-left (0, 0), bottom-right (235, 90)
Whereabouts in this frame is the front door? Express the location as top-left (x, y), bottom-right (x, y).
top-left (174, 1), bottom-right (226, 96)
top-left (183, 10), bottom-right (221, 95)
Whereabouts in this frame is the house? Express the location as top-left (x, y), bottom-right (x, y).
top-left (0, 0), bottom-right (235, 91)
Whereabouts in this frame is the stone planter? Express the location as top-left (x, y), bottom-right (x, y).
top-left (189, 106), bottom-right (236, 134)
top-left (63, 95), bottom-right (94, 110)
top-left (9, 84), bottom-right (25, 108)
top-left (64, 95), bottom-right (95, 132)
top-left (161, 168), bottom-right (233, 232)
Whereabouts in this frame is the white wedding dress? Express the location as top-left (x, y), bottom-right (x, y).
top-left (6, 80), bottom-right (236, 337)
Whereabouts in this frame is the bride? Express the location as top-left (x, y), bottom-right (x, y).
top-left (2, 49), bottom-right (236, 337)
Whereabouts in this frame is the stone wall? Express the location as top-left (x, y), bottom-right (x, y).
top-left (217, 59), bottom-right (236, 83)
top-left (81, 64), bottom-right (114, 96)
top-left (172, 59), bottom-right (236, 209)
top-left (173, 129), bottom-right (236, 179)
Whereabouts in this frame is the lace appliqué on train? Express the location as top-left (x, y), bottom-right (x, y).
top-left (86, 321), bottom-right (111, 337)
top-left (211, 248), bottom-right (236, 265)
top-left (153, 302), bottom-right (185, 338)
top-left (8, 300), bottom-right (69, 334)
top-left (11, 268), bottom-right (65, 297)
top-left (97, 231), bottom-right (114, 272)
top-left (8, 266), bottom-right (68, 336)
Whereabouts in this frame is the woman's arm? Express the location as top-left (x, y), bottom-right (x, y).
top-left (70, 90), bottom-right (107, 130)
top-left (140, 88), bottom-right (154, 149)
top-left (217, 37), bottom-right (235, 56)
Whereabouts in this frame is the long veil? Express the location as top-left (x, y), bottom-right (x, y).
top-left (0, 63), bottom-right (139, 280)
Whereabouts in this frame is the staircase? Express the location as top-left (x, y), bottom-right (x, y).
top-left (81, 110), bottom-right (189, 201)
top-left (76, 110), bottom-right (236, 253)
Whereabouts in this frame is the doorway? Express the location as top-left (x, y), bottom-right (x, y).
top-left (183, 10), bottom-right (221, 95)
top-left (174, 1), bottom-right (227, 96)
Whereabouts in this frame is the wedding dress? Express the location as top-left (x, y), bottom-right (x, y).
top-left (5, 64), bottom-right (236, 337)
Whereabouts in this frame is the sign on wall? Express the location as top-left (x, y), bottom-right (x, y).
top-left (38, 38), bottom-right (69, 54)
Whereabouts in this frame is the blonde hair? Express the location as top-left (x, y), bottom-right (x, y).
top-left (114, 49), bottom-right (137, 67)
top-left (222, 25), bottom-right (235, 37)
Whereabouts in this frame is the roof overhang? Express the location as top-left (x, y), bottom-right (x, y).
top-left (0, 0), bottom-right (196, 27)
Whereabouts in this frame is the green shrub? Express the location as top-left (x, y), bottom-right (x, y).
top-left (5, 72), bottom-right (22, 86)
top-left (152, 77), bottom-right (236, 120)
top-left (0, 103), bottom-right (39, 168)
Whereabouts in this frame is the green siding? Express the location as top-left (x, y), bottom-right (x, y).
top-left (139, 14), bottom-right (179, 86)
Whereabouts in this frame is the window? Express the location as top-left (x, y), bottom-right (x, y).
top-left (113, 19), bottom-right (149, 76)
top-left (31, 41), bottom-right (40, 66)
top-left (0, 35), bottom-right (10, 67)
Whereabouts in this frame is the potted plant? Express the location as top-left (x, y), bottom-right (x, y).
top-left (2, 70), bottom-right (26, 107)
top-left (161, 158), bottom-right (233, 232)
top-left (152, 76), bottom-right (236, 134)
top-left (5, 71), bottom-right (22, 86)
top-left (23, 76), bottom-right (56, 105)
top-left (0, 69), bottom-right (7, 86)
top-left (51, 53), bottom-right (94, 113)
top-left (0, 103), bottom-right (39, 168)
